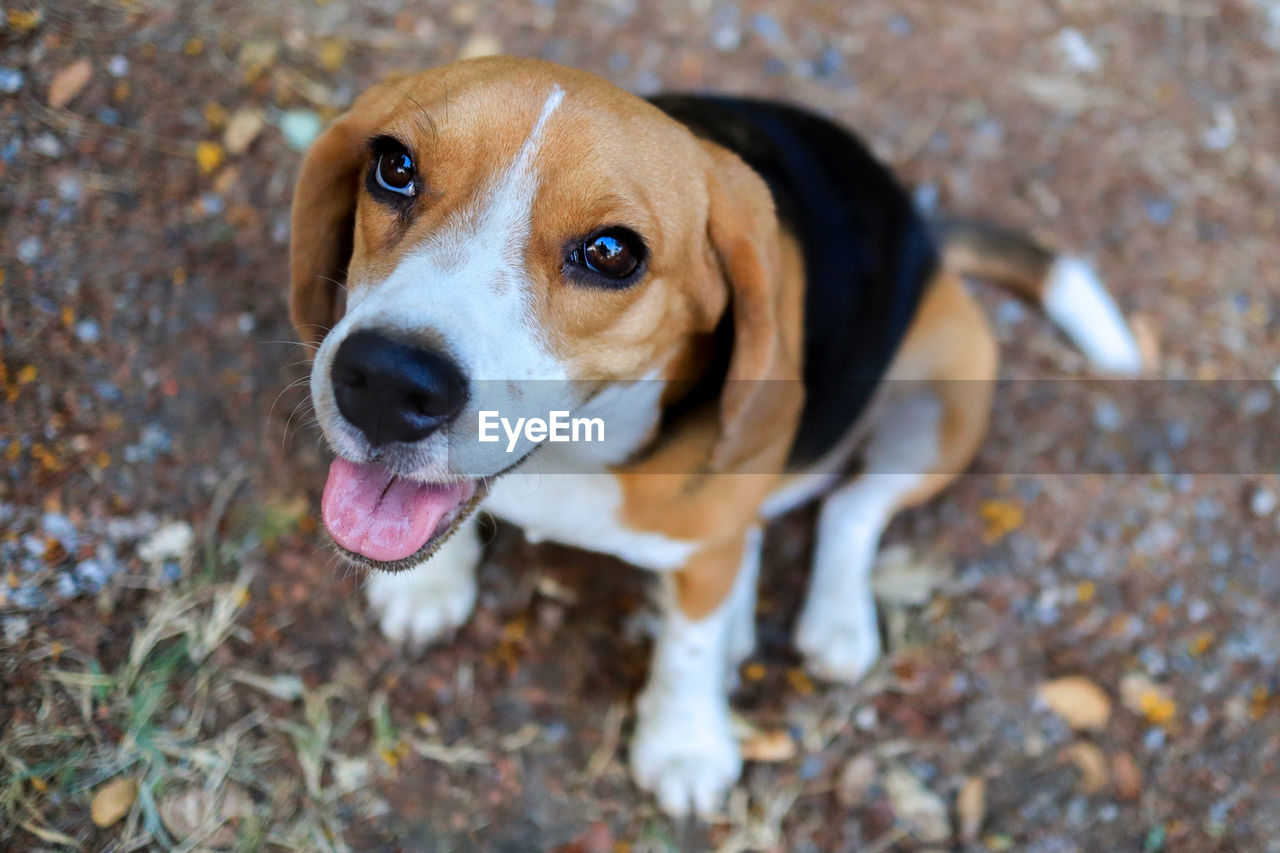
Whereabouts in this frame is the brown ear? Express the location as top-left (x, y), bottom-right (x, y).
top-left (701, 142), bottom-right (804, 473)
top-left (289, 82), bottom-right (403, 348)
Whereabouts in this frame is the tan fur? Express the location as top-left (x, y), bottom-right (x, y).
top-left (883, 270), bottom-right (999, 509)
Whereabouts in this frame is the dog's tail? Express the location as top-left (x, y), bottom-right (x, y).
top-left (936, 220), bottom-right (1143, 375)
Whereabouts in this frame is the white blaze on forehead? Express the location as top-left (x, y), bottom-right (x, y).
top-left (426, 84), bottom-right (567, 275)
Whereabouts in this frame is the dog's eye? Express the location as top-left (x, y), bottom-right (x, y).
top-left (375, 150), bottom-right (416, 196)
top-left (567, 227), bottom-right (646, 284)
top-left (366, 136), bottom-right (418, 203)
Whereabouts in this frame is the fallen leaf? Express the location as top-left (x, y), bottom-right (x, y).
top-left (739, 728), bottom-right (796, 763)
top-left (1113, 752), bottom-right (1142, 801)
top-left (90, 777), bottom-right (137, 827)
top-left (1119, 673), bottom-right (1176, 725)
top-left (979, 499), bottom-right (1024, 543)
top-left (195, 141), bottom-right (224, 174)
top-left (1038, 676), bottom-right (1112, 731)
top-left (1059, 742), bottom-right (1108, 793)
top-left (137, 520), bottom-right (195, 563)
top-left (885, 765), bottom-right (949, 844)
top-left (49, 59), bottom-right (92, 109)
top-left (317, 38), bottom-right (347, 72)
top-left (836, 754), bottom-right (877, 807)
top-left (956, 776), bottom-right (985, 841)
top-left (159, 785), bottom-right (253, 845)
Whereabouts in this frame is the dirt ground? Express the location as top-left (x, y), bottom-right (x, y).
top-left (2, 0), bottom-right (1279, 850)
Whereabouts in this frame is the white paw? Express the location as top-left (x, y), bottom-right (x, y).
top-left (794, 603), bottom-right (881, 684)
top-left (630, 700), bottom-right (741, 819)
top-left (365, 563), bottom-right (477, 653)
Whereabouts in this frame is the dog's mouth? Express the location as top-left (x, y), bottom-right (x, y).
top-left (321, 458), bottom-right (484, 571)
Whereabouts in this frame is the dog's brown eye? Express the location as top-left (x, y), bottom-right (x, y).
top-left (584, 233), bottom-right (636, 277)
top-left (375, 151), bottom-right (416, 197)
top-left (568, 228), bottom-right (646, 285)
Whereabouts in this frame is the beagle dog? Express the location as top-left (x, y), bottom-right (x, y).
top-left (290, 56), bottom-right (1141, 818)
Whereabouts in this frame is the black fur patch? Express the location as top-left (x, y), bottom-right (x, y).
top-left (649, 95), bottom-right (937, 467)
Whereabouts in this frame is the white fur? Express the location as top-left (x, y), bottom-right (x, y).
top-left (486, 469), bottom-right (698, 571)
top-left (365, 512), bottom-right (482, 652)
top-left (1042, 255), bottom-right (1143, 375)
top-left (630, 529), bottom-right (762, 817)
top-left (795, 393), bottom-right (940, 683)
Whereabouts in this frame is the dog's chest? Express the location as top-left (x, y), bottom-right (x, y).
top-left (484, 470), bottom-right (697, 572)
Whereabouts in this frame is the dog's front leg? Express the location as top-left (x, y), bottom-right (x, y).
top-left (631, 528), bottom-right (761, 818)
top-left (365, 512), bottom-right (482, 653)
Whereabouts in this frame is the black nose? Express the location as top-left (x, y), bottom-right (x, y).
top-left (330, 330), bottom-right (468, 446)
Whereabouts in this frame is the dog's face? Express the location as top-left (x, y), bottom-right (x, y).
top-left (291, 58), bottom-right (797, 569)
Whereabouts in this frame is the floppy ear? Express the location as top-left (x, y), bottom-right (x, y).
top-left (701, 142), bottom-right (804, 473)
top-left (289, 82), bottom-right (403, 348)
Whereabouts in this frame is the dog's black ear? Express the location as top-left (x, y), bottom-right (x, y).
top-left (700, 141), bottom-right (804, 474)
top-left (289, 79), bottom-right (404, 349)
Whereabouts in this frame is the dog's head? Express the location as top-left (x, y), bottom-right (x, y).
top-left (291, 57), bottom-right (799, 569)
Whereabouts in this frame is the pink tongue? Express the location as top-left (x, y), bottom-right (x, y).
top-left (322, 459), bottom-right (470, 563)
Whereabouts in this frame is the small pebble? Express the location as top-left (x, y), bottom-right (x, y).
top-left (1141, 195), bottom-right (1175, 226)
top-left (1201, 105), bottom-right (1236, 151)
top-left (57, 175), bottom-right (82, 202)
top-left (41, 513), bottom-right (78, 550)
top-left (75, 559), bottom-right (110, 592)
top-left (55, 573), bottom-right (78, 598)
top-left (17, 236), bottom-right (42, 265)
top-left (2, 615), bottom-right (32, 643)
top-left (278, 109), bottom-right (323, 152)
top-left (1093, 399), bottom-right (1123, 432)
top-left (31, 133), bottom-right (64, 157)
top-left (1251, 488), bottom-right (1277, 517)
top-left (1056, 28), bottom-right (1101, 72)
top-left (108, 55), bottom-right (129, 77)
top-left (0, 67), bottom-right (25, 93)
top-left (711, 25), bottom-right (741, 52)
top-left (887, 13), bottom-right (914, 36)
top-left (76, 319), bottom-right (101, 343)
top-left (750, 13), bottom-right (786, 48)
top-left (913, 182), bottom-right (940, 214)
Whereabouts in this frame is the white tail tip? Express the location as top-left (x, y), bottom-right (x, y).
top-left (1042, 256), bottom-right (1143, 375)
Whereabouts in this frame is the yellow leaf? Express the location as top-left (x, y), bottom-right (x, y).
top-left (195, 141), bottom-right (224, 174)
top-left (1188, 631), bottom-right (1214, 656)
top-left (184, 37), bottom-right (205, 56)
top-left (17, 364), bottom-right (36, 384)
top-left (979, 499), bottom-right (1024, 543)
top-left (203, 101), bottom-right (229, 129)
top-left (1139, 690), bottom-right (1176, 725)
top-left (318, 39), bottom-right (347, 71)
top-left (785, 667), bottom-right (814, 696)
top-left (1076, 580), bottom-right (1096, 603)
top-left (7, 8), bottom-right (42, 32)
